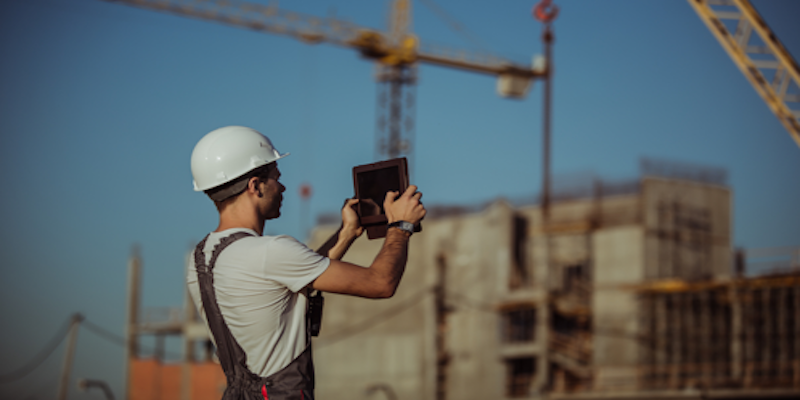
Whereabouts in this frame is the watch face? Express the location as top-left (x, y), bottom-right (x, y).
top-left (390, 221), bottom-right (413, 233)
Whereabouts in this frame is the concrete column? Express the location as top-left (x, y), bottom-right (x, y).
top-left (743, 287), bottom-right (754, 388)
top-left (532, 305), bottom-right (550, 397)
top-left (654, 295), bottom-right (667, 389)
top-left (730, 282), bottom-right (742, 382)
top-left (762, 288), bottom-right (772, 383)
top-left (777, 287), bottom-right (788, 383)
top-left (700, 291), bottom-right (711, 388)
top-left (669, 293), bottom-right (681, 389)
top-left (684, 292), bottom-right (695, 388)
top-left (713, 288), bottom-right (726, 386)
top-left (794, 285), bottom-right (800, 388)
top-left (434, 254), bottom-right (449, 400)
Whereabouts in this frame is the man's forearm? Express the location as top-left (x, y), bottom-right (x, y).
top-left (316, 226), bottom-right (359, 260)
top-left (368, 228), bottom-right (411, 297)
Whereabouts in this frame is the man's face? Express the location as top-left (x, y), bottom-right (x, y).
top-left (259, 165), bottom-right (285, 220)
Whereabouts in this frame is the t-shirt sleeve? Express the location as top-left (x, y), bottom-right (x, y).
top-left (263, 235), bottom-right (331, 293)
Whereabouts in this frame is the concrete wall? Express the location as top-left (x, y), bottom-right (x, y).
top-left (307, 223), bottom-right (432, 400)
top-left (308, 200), bottom-right (516, 400)
top-left (641, 177), bottom-right (732, 281)
top-left (516, 193), bottom-right (640, 292)
top-left (444, 201), bottom-right (513, 400)
top-left (308, 192), bottom-right (646, 399)
top-left (306, 178), bottom-right (731, 398)
top-left (591, 226), bottom-right (645, 389)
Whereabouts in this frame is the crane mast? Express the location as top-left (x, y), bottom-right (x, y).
top-left (102, 0), bottom-right (545, 160)
top-left (377, 0), bottom-right (416, 159)
top-left (688, 0), bottom-right (800, 148)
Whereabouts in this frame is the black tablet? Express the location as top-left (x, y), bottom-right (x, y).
top-left (353, 157), bottom-right (411, 239)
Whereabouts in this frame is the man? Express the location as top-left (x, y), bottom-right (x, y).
top-left (187, 125), bottom-right (426, 400)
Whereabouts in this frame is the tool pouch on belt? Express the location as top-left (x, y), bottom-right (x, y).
top-left (194, 232), bottom-right (316, 400)
top-left (308, 291), bottom-right (324, 337)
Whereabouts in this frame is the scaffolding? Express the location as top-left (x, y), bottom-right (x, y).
top-left (637, 275), bottom-right (800, 391)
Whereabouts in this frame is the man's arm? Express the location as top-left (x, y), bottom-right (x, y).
top-left (311, 185), bottom-right (426, 299)
top-left (316, 199), bottom-right (363, 261)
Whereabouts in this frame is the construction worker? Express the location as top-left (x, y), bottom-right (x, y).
top-left (187, 125), bottom-right (426, 400)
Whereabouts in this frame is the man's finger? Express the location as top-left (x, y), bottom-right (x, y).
top-left (384, 190), bottom-right (400, 204)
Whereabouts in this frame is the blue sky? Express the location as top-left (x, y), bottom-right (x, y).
top-left (1, 0), bottom-right (798, 399)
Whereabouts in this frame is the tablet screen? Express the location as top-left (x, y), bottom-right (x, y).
top-left (353, 157), bottom-right (416, 239)
top-left (356, 166), bottom-right (401, 218)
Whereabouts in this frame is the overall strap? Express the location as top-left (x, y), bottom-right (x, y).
top-left (194, 231), bottom-right (255, 384)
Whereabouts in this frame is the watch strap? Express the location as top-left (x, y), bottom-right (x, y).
top-left (387, 220), bottom-right (414, 235)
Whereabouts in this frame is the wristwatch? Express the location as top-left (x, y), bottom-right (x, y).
top-left (387, 220), bottom-right (415, 235)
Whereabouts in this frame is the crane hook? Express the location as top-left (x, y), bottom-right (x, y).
top-left (533, 0), bottom-right (559, 23)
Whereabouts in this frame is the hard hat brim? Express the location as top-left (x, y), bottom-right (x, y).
top-left (193, 152), bottom-right (289, 192)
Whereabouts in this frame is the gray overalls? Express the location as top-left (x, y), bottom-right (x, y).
top-left (194, 232), bottom-right (316, 400)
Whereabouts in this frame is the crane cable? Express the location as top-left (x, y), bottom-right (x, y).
top-left (417, 0), bottom-right (489, 52)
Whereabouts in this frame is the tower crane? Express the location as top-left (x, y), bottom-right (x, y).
top-left (688, 0), bottom-right (800, 149)
top-left (102, 0), bottom-right (547, 160)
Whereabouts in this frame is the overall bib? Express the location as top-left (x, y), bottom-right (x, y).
top-left (194, 232), bottom-right (316, 400)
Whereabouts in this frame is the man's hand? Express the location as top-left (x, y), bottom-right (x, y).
top-left (341, 198), bottom-right (364, 239)
top-left (315, 198), bottom-right (363, 260)
top-left (384, 185), bottom-right (426, 225)
top-left (312, 187), bottom-right (426, 299)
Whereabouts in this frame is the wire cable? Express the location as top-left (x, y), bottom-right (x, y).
top-left (82, 319), bottom-right (127, 347)
top-left (0, 316), bottom-right (73, 383)
top-left (83, 319), bottom-right (184, 360)
top-left (418, 0), bottom-right (489, 51)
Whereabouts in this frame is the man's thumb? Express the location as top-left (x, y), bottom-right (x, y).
top-left (384, 190), bottom-right (399, 205)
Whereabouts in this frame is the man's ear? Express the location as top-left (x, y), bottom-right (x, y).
top-left (247, 176), bottom-right (263, 197)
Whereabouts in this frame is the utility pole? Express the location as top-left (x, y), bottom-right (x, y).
top-left (533, 0), bottom-right (558, 396)
top-left (299, 183), bottom-right (313, 240)
top-left (58, 313), bottom-right (84, 400)
top-left (182, 283), bottom-right (194, 400)
top-left (125, 245), bottom-right (141, 400)
top-left (538, 9), bottom-right (555, 235)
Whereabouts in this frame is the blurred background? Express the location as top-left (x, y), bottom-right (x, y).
top-left (0, 0), bottom-right (798, 399)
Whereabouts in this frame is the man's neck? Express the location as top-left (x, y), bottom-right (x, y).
top-left (215, 203), bottom-right (265, 235)
top-left (215, 221), bottom-right (263, 236)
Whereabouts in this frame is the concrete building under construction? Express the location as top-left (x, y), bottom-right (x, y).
top-left (304, 164), bottom-right (800, 400)
top-left (125, 163), bottom-right (800, 400)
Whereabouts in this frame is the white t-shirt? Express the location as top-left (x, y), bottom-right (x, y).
top-left (186, 228), bottom-right (330, 377)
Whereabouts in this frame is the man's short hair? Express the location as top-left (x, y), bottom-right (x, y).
top-left (205, 163), bottom-right (275, 203)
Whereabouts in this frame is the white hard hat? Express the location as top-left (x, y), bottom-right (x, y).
top-left (191, 126), bottom-right (289, 192)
